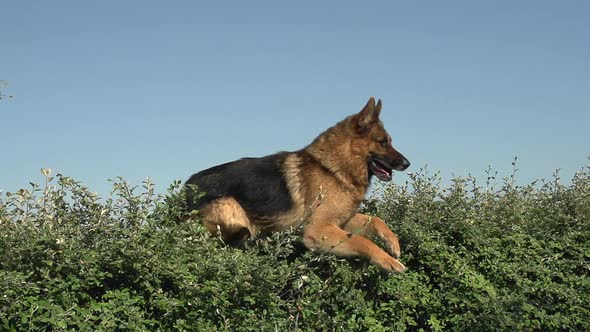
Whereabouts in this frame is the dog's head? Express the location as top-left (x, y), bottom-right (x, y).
top-left (349, 97), bottom-right (410, 182)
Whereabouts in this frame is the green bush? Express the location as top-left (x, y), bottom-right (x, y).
top-left (0, 164), bottom-right (588, 331)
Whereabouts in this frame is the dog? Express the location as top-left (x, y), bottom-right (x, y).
top-left (185, 97), bottom-right (410, 273)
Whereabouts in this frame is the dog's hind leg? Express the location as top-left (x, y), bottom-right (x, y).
top-left (200, 197), bottom-right (256, 246)
top-left (343, 213), bottom-right (401, 259)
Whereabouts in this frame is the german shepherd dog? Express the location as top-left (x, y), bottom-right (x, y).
top-left (185, 97), bottom-right (410, 273)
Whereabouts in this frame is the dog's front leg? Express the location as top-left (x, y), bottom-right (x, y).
top-left (343, 213), bottom-right (401, 259)
top-left (303, 222), bottom-right (406, 273)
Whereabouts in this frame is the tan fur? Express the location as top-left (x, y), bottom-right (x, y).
top-left (255, 154), bottom-right (307, 233)
top-left (196, 97), bottom-right (407, 273)
top-left (200, 197), bottom-right (255, 245)
top-left (343, 214), bottom-right (401, 259)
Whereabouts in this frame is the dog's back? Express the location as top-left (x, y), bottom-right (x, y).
top-left (186, 152), bottom-right (294, 221)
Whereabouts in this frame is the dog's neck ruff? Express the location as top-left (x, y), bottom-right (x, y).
top-left (303, 119), bottom-right (372, 196)
top-left (304, 144), bottom-right (370, 196)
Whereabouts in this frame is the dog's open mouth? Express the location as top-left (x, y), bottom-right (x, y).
top-left (369, 157), bottom-right (393, 182)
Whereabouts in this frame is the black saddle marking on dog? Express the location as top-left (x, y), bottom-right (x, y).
top-left (185, 152), bottom-right (293, 219)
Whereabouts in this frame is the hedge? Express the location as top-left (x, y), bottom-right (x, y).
top-left (1, 164), bottom-right (588, 331)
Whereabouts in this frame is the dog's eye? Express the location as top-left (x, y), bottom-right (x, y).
top-left (378, 139), bottom-right (388, 148)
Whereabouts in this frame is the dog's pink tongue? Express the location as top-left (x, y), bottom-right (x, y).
top-left (376, 165), bottom-right (392, 180)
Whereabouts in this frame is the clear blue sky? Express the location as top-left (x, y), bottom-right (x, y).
top-left (2, 1), bottom-right (589, 197)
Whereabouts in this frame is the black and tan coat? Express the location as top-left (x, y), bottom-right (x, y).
top-left (186, 97), bottom-right (410, 273)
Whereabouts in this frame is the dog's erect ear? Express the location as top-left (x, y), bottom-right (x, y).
top-left (375, 98), bottom-right (382, 116)
top-left (354, 97), bottom-right (381, 132)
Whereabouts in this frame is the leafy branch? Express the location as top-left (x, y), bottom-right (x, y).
top-left (0, 80), bottom-right (13, 100)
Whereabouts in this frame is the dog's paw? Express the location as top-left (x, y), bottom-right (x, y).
top-left (384, 236), bottom-right (401, 259)
top-left (372, 253), bottom-right (406, 273)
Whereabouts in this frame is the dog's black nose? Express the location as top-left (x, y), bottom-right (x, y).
top-left (402, 158), bottom-right (410, 170)
top-left (392, 155), bottom-right (410, 171)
